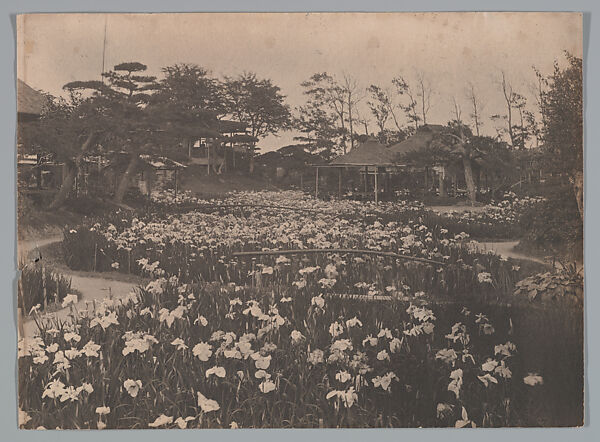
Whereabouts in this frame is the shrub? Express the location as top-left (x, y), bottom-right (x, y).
top-left (519, 186), bottom-right (583, 259)
top-left (513, 265), bottom-right (583, 305)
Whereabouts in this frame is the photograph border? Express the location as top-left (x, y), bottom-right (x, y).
top-left (1, 1), bottom-right (597, 441)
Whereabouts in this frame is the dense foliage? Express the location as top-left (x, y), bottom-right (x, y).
top-left (18, 264), bottom-right (72, 314)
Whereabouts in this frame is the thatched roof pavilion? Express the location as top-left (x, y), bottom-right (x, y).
top-left (313, 126), bottom-right (449, 203)
top-left (387, 124), bottom-right (446, 158)
top-left (328, 138), bottom-right (396, 167)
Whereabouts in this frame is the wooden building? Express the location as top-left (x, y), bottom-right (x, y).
top-left (314, 138), bottom-right (398, 203)
top-left (186, 120), bottom-right (257, 174)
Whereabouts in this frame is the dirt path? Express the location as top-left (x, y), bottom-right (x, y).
top-left (18, 234), bottom-right (63, 262)
top-left (18, 235), bottom-right (142, 339)
top-left (22, 274), bottom-right (140, 339)
top-left (477, 240), bottom-right (546, 264)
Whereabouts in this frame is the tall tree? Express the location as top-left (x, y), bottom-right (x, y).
top-left (392, 76), bottom-right (420, 131)
top-left (153, 63), bottom-right (224, 117)
top-left (22, 91), bottom-right (104, 209)
top-left (102, 62), bottom-right (159, 203)
top-left (498, 71), bottom-right (516, 146)
top-left (451, 96), bottom-right (463, 123)
top-left (540, 53), bottom-right (583, 219)
top-left (60, 62), bottom-right (160, 204)
top-left (296, 73), bottom-right (348, 155)
top-left (149, 63), bottom-right (224, 158)
top-left (354, 107), bottom-right (370, 136)
top-left (341, 74), bottom-right (363, 151)
top-left (465, 81), bottom-right (484, 137)
top-left (441, 123), bottom-right (478, 205)
top-left (367, 84), bottom-right (391, 140)
top-left (223, 72), bottom-right (292, 173)
top-left (293, 102), bottom-right (341, 159)
top-left (510, 92), bottom-right (530, 148)
top-left (524, 109), bottom-right (542, 147)
top-left (416, 72), bottom-right (433, 126)
top-left (530, 66), bottom-right (548, 141)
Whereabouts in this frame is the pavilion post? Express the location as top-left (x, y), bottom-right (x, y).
top-left (174, 169), bottom-right (178, 198)
top-left (383, 169), bottom-right (390, 195)
top-left (364, 166), bottom-right (368, 197)
top-left (374, 169), bottom-right (379, 204)
top-left (315, 167), bottom-right (319, 199)
top-left (338, 168), bottom-right (342, 199)
top-left (207, 143), bottom-right (211, 176)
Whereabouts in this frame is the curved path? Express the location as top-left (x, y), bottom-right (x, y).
top-left (17, 235), bottom-right (63, 262)
top-left (476, 240), bottom-right (546, 264)
top-left (21, 275), bottom-right (139, 338)
top-left (18, 236), bottom-right (140, 339)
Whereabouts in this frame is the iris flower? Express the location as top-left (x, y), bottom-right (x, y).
top-left (123, 379), bottom-right (142, 398)
top-left (523, 373), bottom-right (544, 386)
top-left (192, 342), bottom-right (213, 361)
top-left (206, 366), bottom-right (226, 378)
top-left (197, 392), bottom-right (220, 412)
top-left (259, 379), bottom-right (276, 393)
top-left (148, 414), bottom-right (173, 428)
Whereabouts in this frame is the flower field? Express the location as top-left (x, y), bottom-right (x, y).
top-left (19, 191), bottom-right (583, 429)
top-left (61, 191), bottom-right (543, 301)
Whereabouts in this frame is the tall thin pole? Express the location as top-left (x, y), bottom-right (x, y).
top-left (207, 143), bottom-right (210, 176)
top-left (101, 15), bottom-right (108, 83)
top-left (174, 169), bottom-right (178, 198)
top-left (374, 169), bottom-right (379, 204)
top-left (315, 167), bottom-right (319, 199)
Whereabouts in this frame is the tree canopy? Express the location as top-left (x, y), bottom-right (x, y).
top-left (540, 53), bottom-right (583, 176)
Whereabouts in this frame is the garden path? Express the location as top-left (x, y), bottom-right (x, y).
top-left (477, 240), bottom-right (546, 264)
top-left (21, 274), bottom-right (138, 339)
top-left (19, 235), bottom-right (140, 339)
top-left (17, 234), bottom-right (63, 262)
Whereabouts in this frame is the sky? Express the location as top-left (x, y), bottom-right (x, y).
top-left (16, 12), bottom-right (583, 152)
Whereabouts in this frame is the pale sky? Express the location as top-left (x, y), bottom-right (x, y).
top-left (17, 12), bottom-right (582, 151)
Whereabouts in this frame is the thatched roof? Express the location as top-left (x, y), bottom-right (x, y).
top-left (329, 138), bottom-right (396, 166)
top-left (17, 79), bottom-right (48, 117)
top-left (388, 125), bottom-right (446, 157)
top-left (327, 127), bottom-right (448, 167)
top-left (257, 144), bottom-right (326, 170)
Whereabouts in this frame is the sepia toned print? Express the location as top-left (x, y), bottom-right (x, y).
top-left (16, 12), bottom-right (583, 429)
